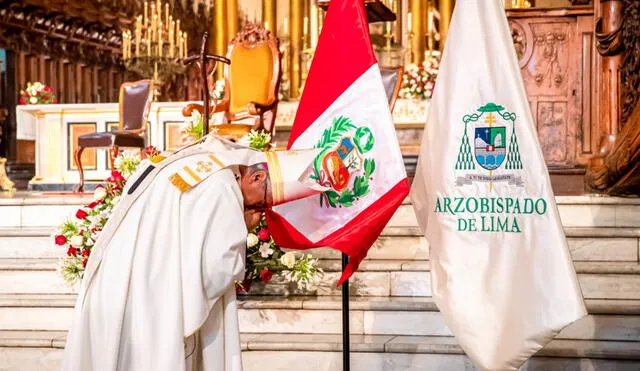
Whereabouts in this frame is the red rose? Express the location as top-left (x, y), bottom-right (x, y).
top-left (43, 95), bottom-right (49, 101)
top-left (55, 235), bottom-right (67, 246)
top-left (52, 99), bottom-right (57, 104)
top-left (257, 228), bottom-right (270, 241)
top-left (259, 269), bottom-right (273, 283)
top-left (75, 209), bottom-right (88, 219)
top-left (83, 258), bottom-right (88, 267)
top-left (82, 249), bottom-right (90, 257)
top-left (36, 91), bottom-right (40, 96)
top-left (67, 247), bottom-right (78, 256)
top-left (144, 145), bottom-right (160, 157)
top-left (24, 92), bottom-right (29, 97)
top-left (87, 201), bottom-right (100, 209)
top-left (109, 170), bottom-right (125, 183)
top-left (19, 97), bottom-right (25, 105)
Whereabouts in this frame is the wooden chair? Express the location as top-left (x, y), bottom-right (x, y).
top-left (74, 80), bottom-right (153, 192)
top-left (380, 65), bottom-right (404, 112)
top-left (182, 21), bottom-right (281, 141)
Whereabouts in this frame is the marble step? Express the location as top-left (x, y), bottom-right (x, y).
top-left (1, 194), bottom-right (639, 229)
top-left (1, 331), bottom-right (639, 371)
top-left (2, 294), bottom-right (640, 342)
top-left (2, 226), bottom-right (639, 266)
top-left (2, 258), bottom-right (640, 300)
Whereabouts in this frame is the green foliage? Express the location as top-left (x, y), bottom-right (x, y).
top-left (353, 176), bottom-right (369, 198)
top-left (364, 158), bottom-right (375, 177)
top-left (354, 126), bottom-right (375, 153)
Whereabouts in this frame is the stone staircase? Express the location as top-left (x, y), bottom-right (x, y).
top-left (0, 193), bottom-right (639, 370)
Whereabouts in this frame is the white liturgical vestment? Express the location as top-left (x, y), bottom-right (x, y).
top-left (62, 140), bottom-right (248, 371)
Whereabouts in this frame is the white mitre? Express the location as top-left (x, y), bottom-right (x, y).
top-left (217, 148), bottom-right (327, 205)
top-left (261, 150), bottom-right (328, 206)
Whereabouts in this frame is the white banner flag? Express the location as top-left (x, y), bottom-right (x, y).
top-left (410, 1), bottom-right (587, 370)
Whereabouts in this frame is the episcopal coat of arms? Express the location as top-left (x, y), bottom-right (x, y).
top-left (455, 102), bottom-right (523, 188)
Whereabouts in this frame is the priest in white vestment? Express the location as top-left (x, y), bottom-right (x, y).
top-left (61, 136), bottom-right (324, 371)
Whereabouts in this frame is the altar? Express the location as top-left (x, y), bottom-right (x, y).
top-left (16, 99), bottom-right (429, 190)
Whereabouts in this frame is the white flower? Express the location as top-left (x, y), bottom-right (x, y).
top-left (29, 97), bottom-right (37, 104)
top-left (280, 252), bottom-right (297, 269)
top-left (259, 242), bottom-right (274, 258)
top-left (111, 196), bottom-right (121, 206)
top-left (247, 233), bottom-right (259, 248)
top-left (69, 235), bottom-right (84, 247)
top-left (93, 187), bottom-right (107, 201)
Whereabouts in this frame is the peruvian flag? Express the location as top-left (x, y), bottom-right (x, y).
top-left (266, 0), bottom-right (409, 284)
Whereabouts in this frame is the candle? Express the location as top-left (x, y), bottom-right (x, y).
top-left (283, 17), bottom-right (289, 36)
top-left (128, 33), bottom-right (131, 59)
top-left (169, 21), bottom-right (174, 58)
top-left (407, 12), bottom-right (412, 33)
top-left (152, 14), bottom-right (158, 42)
top-left (158, 31), bottom-right (163, 57)
top-left (122, 32), bottom-right (127, 58)
top-left (303, 16), bottom-right (308, 37)
top-left (178, 32), bottom-right (183, 59)
top-left (264, 21), bottom-right (269, 31)
top-left (154, 62), bottom-right (158, 82)
top-left (144, 1), bottom-right (148, 27)
top-left (176, 20), bottom-right (181, 47)
top-left (183, 33), bottom-right (188, 58)
top-left (165, 3), bottom-right (169, 25)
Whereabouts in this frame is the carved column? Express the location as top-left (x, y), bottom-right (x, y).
top-left (263, 0), bottom-right (277, 34)
top-left (596, 0), bottom-right (624, 137)
top-left (211, 0), bottom-right (228, 80)
top-left (409, 0), bottom-right (426, 64)
top-left (227, 0), bottom-right (239, 41)
top-left (438, 0), bottom-right (455, 52)
top-left (289, 0), bottom-right (303, 99)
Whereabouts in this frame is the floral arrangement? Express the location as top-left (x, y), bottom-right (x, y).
top-left (238, 130), bottom-right (272, 151)
top-left (20, 82), bottom-right (57, 105)
top-left (239, 215), bottom-right (322, 293)
top-left (55, 158), bottom-right (139, 284)
top-left (181, 110), bottom-right (204, 142)
top-left (398, 55), bottom-right (440, 100)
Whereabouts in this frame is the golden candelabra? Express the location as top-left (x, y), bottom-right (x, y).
top-left (121, 0), bottom-right (188, 100)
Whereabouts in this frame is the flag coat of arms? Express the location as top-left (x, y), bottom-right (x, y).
top-left (266, 0), bottom-right (409, 283)
top-left (410, 1), bottom-right (587, 370)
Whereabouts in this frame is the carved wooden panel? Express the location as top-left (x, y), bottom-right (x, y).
top-left (509, 11), bottom-right (595, 168)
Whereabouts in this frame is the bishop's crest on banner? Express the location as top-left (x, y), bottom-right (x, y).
top-left (410, 1), bottom-right (587, 370)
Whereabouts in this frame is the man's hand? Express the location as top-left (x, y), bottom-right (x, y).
top-left (244, 210), bottom-right (262, 231)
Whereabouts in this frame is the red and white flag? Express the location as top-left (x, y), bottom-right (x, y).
top-left (266, 0), bottom-right (409, 284)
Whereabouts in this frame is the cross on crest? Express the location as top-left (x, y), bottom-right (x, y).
top-left (196, 161), bottom-right (214, 173)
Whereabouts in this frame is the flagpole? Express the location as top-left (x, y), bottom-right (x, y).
top-left (341, 252), bottom-right (350, 371)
